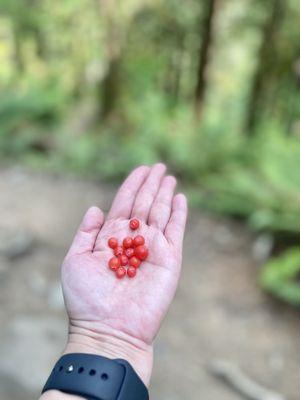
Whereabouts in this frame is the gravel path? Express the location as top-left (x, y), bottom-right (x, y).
top-left (0, 167), bottom-right (299, 400)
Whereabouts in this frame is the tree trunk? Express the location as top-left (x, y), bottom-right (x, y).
top-left (13, 24), bottom-right (25, 73)
top-left (101, 57), bottom-right (121, 120)
top-left (31, 25), bottom-right (47, 60)
top-left (245, 0), bottom-right (284, 134)
top-left (286, 58), bottom-right (300, 134)
top-left (194, 0), bottom-right (217, 118)
top-left (98, 0), bottom-right (123, 121)
top-left (164, 38), bottom-right (184, 105)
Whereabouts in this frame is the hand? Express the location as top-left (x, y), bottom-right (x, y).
top-left (61, 164), bottom-right (188, 386)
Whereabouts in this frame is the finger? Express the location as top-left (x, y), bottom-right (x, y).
top-left (66, 206), bottom-right (104, 257)
top-left (148, 175), bottom-right (177, 231)
top-left (165, 194), bottom-right (188, 248)
top-left (107, 165), bottom-right (150, 220)
top-left (131, 163), bottom-right (167, 221)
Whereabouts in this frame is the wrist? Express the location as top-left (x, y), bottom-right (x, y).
top-left (64, 320), bottom-right (153, 387)
top-left (40, 390), bottom-right (83, 400)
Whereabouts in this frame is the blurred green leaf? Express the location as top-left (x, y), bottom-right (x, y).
top-left (261, 248), bottom-right (300, 306)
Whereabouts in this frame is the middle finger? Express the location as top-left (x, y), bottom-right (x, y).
top-left (131, 163), bottom-right (167, 222)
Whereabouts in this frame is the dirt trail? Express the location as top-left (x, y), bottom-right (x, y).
top-left (0, 166), bottom-right (300, 400)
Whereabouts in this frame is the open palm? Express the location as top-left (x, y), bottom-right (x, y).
top-left (62, 164), bottom-right (188, 347)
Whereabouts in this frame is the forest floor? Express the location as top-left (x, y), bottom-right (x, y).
top-left (0, 166), bottom-right (300, 400)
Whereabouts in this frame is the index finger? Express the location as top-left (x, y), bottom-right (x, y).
top-left (165, 193), bottom-right (188, 248)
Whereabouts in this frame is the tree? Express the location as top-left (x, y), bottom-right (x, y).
top-left (245, 0), bottom-right (285, 134)
top-left (0, 0), bottom-right (47, 72)
top-left (194, 0), bottom-right (218, 118)
top-left (99, 0), bottom-right (157, 121)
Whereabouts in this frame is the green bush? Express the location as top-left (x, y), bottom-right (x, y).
top-left (0, 83), bottom-right (65, 157)
top-left (192, 128), bottom-right (300, 236)
top-left (260, 248), bottom-right (300, 306)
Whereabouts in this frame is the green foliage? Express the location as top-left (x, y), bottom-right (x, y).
top-left (193, 128), bottom-right (300, 236)
top-left (0, 83), bottom-right (66, 156)
top-left (1, 0), bottom-right (300, 305)
top-left (260, 248), bottom-right (300, 306)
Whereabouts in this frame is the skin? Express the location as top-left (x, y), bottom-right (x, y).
top-left (40, 163), bottom-right (188, 400)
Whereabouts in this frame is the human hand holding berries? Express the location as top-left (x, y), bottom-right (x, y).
top-left (60, 163), bottom-right (188, 389)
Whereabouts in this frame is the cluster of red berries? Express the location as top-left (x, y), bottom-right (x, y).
top-left (107, 218), bottom-right (149, 279)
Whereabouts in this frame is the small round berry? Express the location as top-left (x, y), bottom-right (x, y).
top-left (108, 257), bottom-right (120, 271)
top-left (133, 235), bottom-right (145, 247)
top-left (116, 267), bottom-right (126, 279)
top-left (129, 256), bottom-right (141, 268)
top-left (134, 245), bottom-right (148, 261)
top-left (125, 248), bottom-right (135, 258)
top-left (129, 218), bottom-right (140, 230)
top-left (127, 266), bottom-right (137, 278)
top-left (123, 237), bottom-right (133, 248)
top-left (114, 246), bottom-right (123, 257)
top-left (119, 254), bottom-right (128, 266)
top-left (108, 237), bottom-right (118, 249)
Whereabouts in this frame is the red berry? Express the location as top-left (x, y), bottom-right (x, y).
top-left (119, 254), bottom-right (128, 266)
top-left (129, 256), bottom-right (141, 268)
top-left (127, 266), bottom-right (137, 278)
top-left (125, 248), bottom-right (135, 258)
top-left (108, 257), bottom-right (120, 271)
top-left (123, 237), bottom-right (133, 248)
top-left (114, 246), bottom-right (123, 256)
top-left (133, 235), bottom-right (145, 247)
top-left (134, 245), bottom-right (148, 261)
top-left (108, 237), bottom-right (118, 249)
top-left (130, 218), bottom-right (140, 230)
top-left (116, 267), bottom-right (126, 279)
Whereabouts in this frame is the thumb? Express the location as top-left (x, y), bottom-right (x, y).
top-left (66, 206), bottom-right (104, 257)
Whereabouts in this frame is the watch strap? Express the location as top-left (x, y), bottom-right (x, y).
top-left (42, 353), bottom-right (149, 400)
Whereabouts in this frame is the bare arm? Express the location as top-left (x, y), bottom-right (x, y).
top-left (39, 164), bottom-right (188, 399)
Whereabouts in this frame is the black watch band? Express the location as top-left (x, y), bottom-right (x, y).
top-left (42, 353), bottom-right (149, 400)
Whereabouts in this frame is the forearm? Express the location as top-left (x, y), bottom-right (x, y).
top-left (39, 322), bottom-right (153, 400)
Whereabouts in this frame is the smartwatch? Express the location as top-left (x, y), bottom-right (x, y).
top-left (42, 353), bottom-right (149, 400)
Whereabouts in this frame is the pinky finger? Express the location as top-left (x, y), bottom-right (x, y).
top-left (165, 194), bottom-right (188, 248)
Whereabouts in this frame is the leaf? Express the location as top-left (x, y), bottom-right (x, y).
top-left (260, 248), bottom-right (300, 306)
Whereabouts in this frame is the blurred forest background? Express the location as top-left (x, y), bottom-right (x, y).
top-left (1, 0), bottom-right (300, 304)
